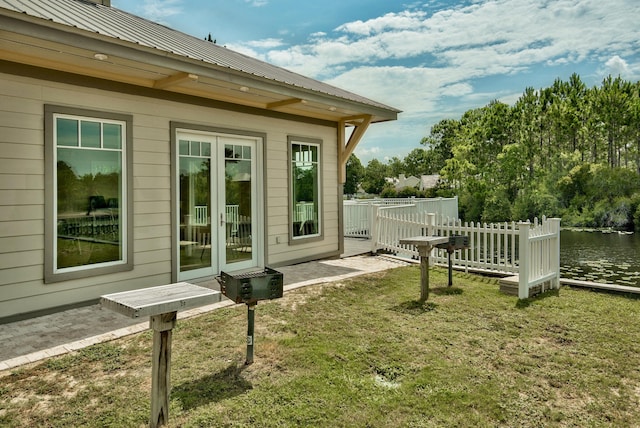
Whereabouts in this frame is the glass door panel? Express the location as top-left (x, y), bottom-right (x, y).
top-left (179, 140), bottom-right (212, 275)
top-left (177, 132), bottom-right (259, 280)
top-left (223, 143), bottom-right (253, 264)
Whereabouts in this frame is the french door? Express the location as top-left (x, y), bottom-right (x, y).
top-left (176, 130), bottom-right (261, 281)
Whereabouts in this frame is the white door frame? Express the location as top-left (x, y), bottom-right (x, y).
top-left (174, 127), bottom-right (264, 281)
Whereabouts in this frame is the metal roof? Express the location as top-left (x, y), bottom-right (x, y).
top-left (0, 0), bottom-right (399, 115)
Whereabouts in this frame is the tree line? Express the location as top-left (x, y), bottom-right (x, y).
top-left (347, 74), bottom-right (640, 230)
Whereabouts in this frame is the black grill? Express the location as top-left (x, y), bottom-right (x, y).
top-left (435, 235), bottom-right (470, 252)
top-left (219, 267), bottom-right (283, 305)
top-left (435, 235), bottom-right (470, 287)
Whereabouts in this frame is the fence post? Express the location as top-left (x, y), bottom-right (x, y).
top-left (518, 221), bottom-right (530, 299)
top-left (426, 213), bottom-right (436, 236)
top-left (549, 217), bottom-right (561, 290)
top-left (370, 205), bottom-right (380, 253)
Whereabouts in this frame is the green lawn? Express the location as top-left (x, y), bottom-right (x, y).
top-left (2, 265), bottom-right (640, 427)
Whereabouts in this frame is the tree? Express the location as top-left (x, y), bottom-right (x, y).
top-left (344, 154), bottom-right (364, 195)
top-left (386, 156), bottom-right (404, 178)
top-left (360, 74), bottom-right (640, 226)
top-left (420, 119), bottom-right (458, 173)
top-left (403, 148), bottom-right (430, 177)
top-left (362, 159), bottom-right (389, 195)
top-left (596, 76), bottom-right (632, 168)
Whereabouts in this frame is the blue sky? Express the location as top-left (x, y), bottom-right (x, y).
top-left (113, 0), bottom-right (640, 165)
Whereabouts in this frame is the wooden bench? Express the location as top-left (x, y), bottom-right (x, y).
top-left (101, 282), bottom-right (221, 428)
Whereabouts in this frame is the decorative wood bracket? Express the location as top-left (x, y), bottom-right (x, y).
top-left (338, 114), bottom-right (372, 183)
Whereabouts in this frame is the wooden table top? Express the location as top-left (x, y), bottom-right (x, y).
top-left (101, 282), bottom-right (220, 318)
top-left (399, 236), bottom-right (449, 247)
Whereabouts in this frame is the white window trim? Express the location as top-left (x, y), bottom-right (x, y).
top-left (288, 136), bottom-right (323, 244)
top-left (170, 123), bottom-right (266, 282)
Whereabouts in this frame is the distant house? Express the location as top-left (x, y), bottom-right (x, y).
top-left (388, 173), bottom-right (439, 192)
top-left (395, 174), bottom-right (421, 190)
top-left (419, 174), bottom-right (440, 191)
top-left (0, 0), bottom-right (399, 320)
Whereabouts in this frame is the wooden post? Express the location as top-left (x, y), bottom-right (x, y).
top-left (150, 311), bottom-right (177, 428)
top-left (400, 236), bottom-right (448, 303)
top-left (419, 245), bottom-right (430, 302)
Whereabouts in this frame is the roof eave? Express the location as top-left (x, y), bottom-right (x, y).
top-left (0, 9), bottom-right (400, 123)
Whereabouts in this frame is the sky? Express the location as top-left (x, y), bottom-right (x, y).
top-left (112, 0), bottom-right (640, 165)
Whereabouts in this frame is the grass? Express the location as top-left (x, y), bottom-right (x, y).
top-left (2, 265), bottom-right (640, 427)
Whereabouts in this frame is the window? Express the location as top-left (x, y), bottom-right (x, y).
top-left (289, 137), bottom-right (322, 241)
top-left (45, 105), bottom-right (133, 283)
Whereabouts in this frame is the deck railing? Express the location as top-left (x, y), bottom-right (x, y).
top-left (371, 208), bottom-right (560, 298)
top-left (344, 197), bottom-right (458, 238)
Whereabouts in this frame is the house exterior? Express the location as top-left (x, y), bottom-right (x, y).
top-left (0, 0), bottom-right (399, 320)
top-left (419, 174), bottom-right (440, 191)
top-left (388, 174), bottom-right (440, 192)
top-left (395, 174), bottom-right (421, 191)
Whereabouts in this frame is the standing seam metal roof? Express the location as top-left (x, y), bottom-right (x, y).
top-left (0, 0), bottom-right (400, 113)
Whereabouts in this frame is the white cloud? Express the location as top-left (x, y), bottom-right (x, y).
top-left (260, 0), bottom-right (637, 81)
top-left (244, 0), bottom-right (268, 6)
top-left (355, 145), bottom-right (381, 158)
top-left (226, 0), bottom-right (639, 161)
top-left (134, 0), bottom-right (183, 23)
top-left (335, 10), bottom-right (428, 36)
top-left (442, 83), bottom-right (473, 97)
top-left (604, 55), bottom-right (630, 78)
top-left (246, 38), bottom-right (285, 49)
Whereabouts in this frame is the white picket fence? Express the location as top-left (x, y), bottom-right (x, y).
top-left (518, 217), bottom-right (561, 299)
top-left (294, 202), bottom-right (316, 223)
top-left (344, 197), bottom-right (458, 238)
top-left (371, 208), bottom-right (560, 298)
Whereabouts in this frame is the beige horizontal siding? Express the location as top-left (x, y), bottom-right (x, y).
top-left (134, 201), bottom-right (171, 215)
top-left (0, 159), bottom-right (43, 176)
top-left (0, 219), bottom-right (43, 237)
top-left (0, 174), bottom-right (43, 190)
top-left (0, 249), bottom-right (43, 269)
top-left (0, 205), bottom-right (43, 222)
top-left (0, 71), bottom-right (342, 318)
top-left (0, 235), bottom-right (42, 254)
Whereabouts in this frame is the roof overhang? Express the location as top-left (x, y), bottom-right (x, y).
top-left (0, 9), bottom-right (399, 125)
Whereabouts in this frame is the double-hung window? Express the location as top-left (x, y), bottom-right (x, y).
top-left (45, 105), bottom-right (133, 283)
top-left (289, 137), bottom-right (322, 242)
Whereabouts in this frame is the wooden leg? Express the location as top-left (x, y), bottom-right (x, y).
top-left (419, 247), bottom-right (431, 302)
top-left (150, 311), bottom-right (177, 428)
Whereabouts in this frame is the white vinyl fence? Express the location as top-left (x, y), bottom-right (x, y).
top-left (517, 217), bottom-right (561, 299)
top-left (344, 197), bottom-right (458, 238)
top-left (371, 208), bottom-right (560, 298)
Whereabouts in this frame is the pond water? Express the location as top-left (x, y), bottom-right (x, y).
top-left (560, 230), bottom-right (640, 287)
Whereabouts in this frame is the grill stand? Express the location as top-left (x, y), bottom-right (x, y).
top-left (435, 236), bottom-right (470, 287)
top-left (218, 268), bottom-right (283, 365)
top-left (446, 250), bottom-right (454, 287)
top-left (246, 303), bottom-right (256, 365)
